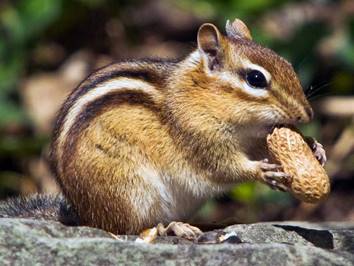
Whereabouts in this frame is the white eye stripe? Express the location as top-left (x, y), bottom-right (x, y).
top-left (213, 71), bottom-right (269, 98)
top-left (190, 50), bottom-right (270, 98)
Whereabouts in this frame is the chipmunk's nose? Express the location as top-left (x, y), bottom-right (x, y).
top-left (306, 106), bottom-right (314, 120)
top-left (296, 106), bottom-right (313, 123)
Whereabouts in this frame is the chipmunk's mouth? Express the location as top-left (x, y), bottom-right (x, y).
top-left (249, 123), bottom-right (295, 140)
top-left (264, 123), bottom-right (293, 135)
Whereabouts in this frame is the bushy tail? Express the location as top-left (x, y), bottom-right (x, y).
top-left (0, 194), bottom-right (79, 226)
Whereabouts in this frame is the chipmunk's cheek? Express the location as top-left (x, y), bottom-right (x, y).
top-left (241, 81), bottom-right (269, 98)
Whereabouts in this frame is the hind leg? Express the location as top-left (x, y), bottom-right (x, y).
top-left (137, 222), bottom-right (203, 243)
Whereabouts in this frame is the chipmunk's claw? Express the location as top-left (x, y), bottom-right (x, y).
top-left (259, 159), bottom-right (292, 192)
top-left (311, 139), bottom-right (327, 166)
top-left (137, 222), bottom-right (203, 243)
top-left (259, 159), bottom-right (282, 170)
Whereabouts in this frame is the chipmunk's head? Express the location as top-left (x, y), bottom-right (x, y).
top-left (195, 19), bottom-right (313, 129)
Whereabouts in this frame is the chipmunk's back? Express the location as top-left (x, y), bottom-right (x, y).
top-left (51, 59), bottom-right (176, 176)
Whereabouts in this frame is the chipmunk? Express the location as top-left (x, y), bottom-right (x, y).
top-left (0, 19), bottom-right (326, 239)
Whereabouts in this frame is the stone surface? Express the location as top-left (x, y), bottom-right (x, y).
top-left (0, 218), bottom-right (353, 265)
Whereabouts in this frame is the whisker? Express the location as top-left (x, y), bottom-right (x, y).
top-left (305, 85), bottom-right (313, 94)
top-left (308, 92), bottom-right (331, 102)
top-left (306, 82), bottom-right (332, 99)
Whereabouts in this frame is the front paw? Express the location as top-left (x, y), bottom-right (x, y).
top-left (308, 138), bottom-right (327, 166)
top-left (259, 159), bottom-right (292, 192)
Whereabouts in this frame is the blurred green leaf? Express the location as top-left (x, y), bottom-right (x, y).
top-left (0, 52), bottom-right (24, 93)
top-left (332, 72), bottom-right (354, 94)
top-left (230, 182), bottom-right (257, 203)
top-left (0, 99), bottom-right (26, 126)
top-left (0, 171), bottom-right (25, 196)
top-left (1, 0), bottom-right (62, 44)
top-left (195, 200), bottom-right (217, 219)
top-left (0, 135), bottom-right (47, 157)
top-left (299, 120), bottom-right (321, 140)
top-left (255, 184), bottom-right (292, 205)
top-left (0, 0), bottom-right (63, 128)
top-left (77, 0), bottom-right (106, 8)
top-left (179, 0), bottom-right (292, 22)
top-left (16, 0), bottom-right (62, 39)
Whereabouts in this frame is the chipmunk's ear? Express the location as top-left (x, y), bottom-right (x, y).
top-left (197, 23), bottom-right (223, 71)
top-left (225, 19), bottom-right (252, 41)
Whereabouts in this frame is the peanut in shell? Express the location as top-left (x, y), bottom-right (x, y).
top-left (266, 127), bottom-right (330, 203)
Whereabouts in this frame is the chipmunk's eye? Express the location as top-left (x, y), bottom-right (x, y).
top-left (246, 70), bottom-right (268, 89)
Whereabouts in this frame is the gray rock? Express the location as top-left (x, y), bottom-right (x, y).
top-left (0, 218), bottom-right (353, 266)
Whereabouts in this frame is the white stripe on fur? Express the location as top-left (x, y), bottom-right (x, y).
top-left (56, 78), bottom-right (157, 173)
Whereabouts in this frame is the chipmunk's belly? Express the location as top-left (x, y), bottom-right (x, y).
top-left (137, 163), bottom-right (229, 223)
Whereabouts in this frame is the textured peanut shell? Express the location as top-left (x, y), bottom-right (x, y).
top-left (267, 127), bottom-right (330, 203)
